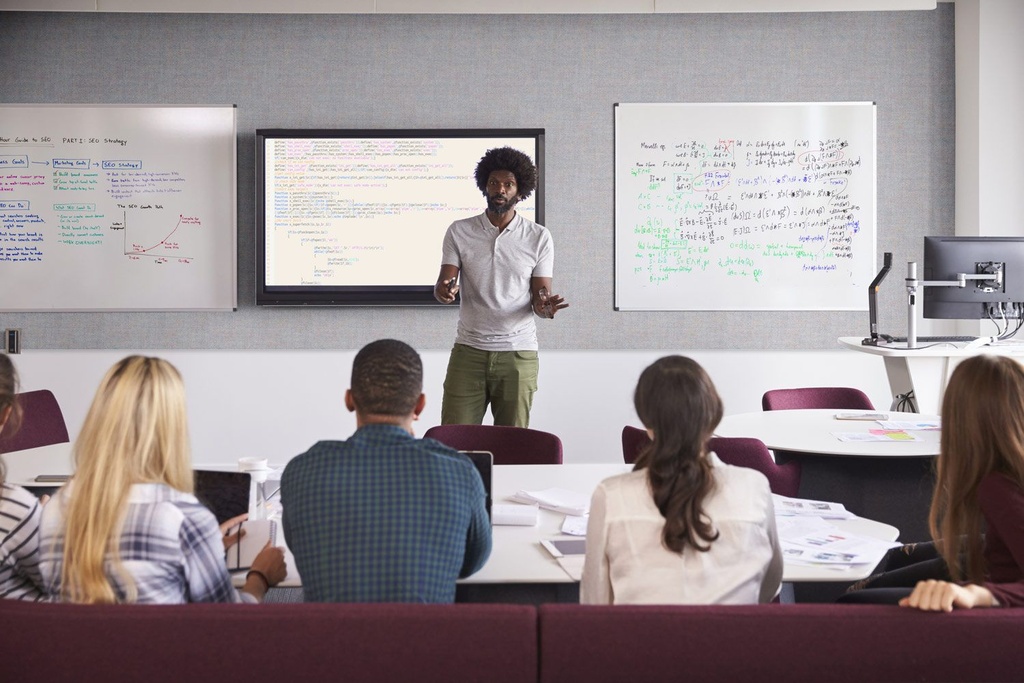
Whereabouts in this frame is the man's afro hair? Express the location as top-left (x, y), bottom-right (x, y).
top-left (474, 147), bottom-right (538, 200)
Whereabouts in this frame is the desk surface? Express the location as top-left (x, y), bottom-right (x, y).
top-left (256, 464), bottom-right (898, 588)
top-left (13, 457), bottom-right (897, 588)
top-left (716, 409), bottom-right (941, 458)
top-left (838, 335), bottom-right (1024, 358)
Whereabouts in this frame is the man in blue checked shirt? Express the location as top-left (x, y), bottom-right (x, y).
top-left (281, 339), bottom-right (492, 603)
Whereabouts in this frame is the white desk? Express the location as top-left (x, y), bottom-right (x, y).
top-left (716, 409), bottom-right (941, 458)
top-left (5, 442), bottom-right (74, 484)
top-left (252, 463), bottom-right (899, 597)
top-left (838, 335), bottom-right (1024, 413)
top-left (479, 464), bottom-right (896, 585)
top-left (716, 409), bottom-right (937, 543)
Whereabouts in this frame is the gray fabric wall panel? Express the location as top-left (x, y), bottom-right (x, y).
top-left (0, 8), bottom-right (954, 349)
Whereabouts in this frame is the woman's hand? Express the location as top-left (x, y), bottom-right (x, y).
top-left (898, 579), bottom-right (996, 611)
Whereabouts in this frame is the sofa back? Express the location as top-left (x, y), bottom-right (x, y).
top-left (538, 603), bottom-right (1024, 683)
top-left (1, 600), bottom-right (537, 683)
top-left (6, 600), bottom-right (1024, 682)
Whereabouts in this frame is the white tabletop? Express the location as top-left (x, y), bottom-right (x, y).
top-left (239, 463), bottom-right (898, 588)
top-left (839, 335), bottom-right (1024, 357)
top-left (716, 409), bottom-right (941, 458)
top-left (468, 463), bottom-right (898, 584)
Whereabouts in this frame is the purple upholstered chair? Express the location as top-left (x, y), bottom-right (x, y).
top-left (621, 425), bottom-right (651, 465)
top-left (0, 390), bottom-right (70, 454)
top-left (622, 427), bottom-right (798, 497)
top-left (761, 386), bottom-right (875, 412)
top-left (708, 436), bottom-right (801, 498)
top-left (423, 424), bottom-right (563, 465)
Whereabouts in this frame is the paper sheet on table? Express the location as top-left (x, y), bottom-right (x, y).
top-left (510, 487), bottom-right (590, 516)
top-left (777, 516), bottom-right (899, 568)
top-left (875, 420), bottom-right (941, 431)
top-left (555, 555), bottom-right (585, 581)
top-left (773, 494), bottom-right (853, 520)
top-left (832, 430), bottom-right (921, 442)
top-left (561, 514), bottom-right (588, 536)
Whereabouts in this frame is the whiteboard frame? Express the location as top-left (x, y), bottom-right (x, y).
top-left (0, 104), bottom-right (238, 312)
top-left (613, 101), bottom-right (877, 312)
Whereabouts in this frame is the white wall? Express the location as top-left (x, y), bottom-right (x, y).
top-left (955, 0), bottom-right (1024, 239)
top-left (8, 348), bottom-right (891, 472)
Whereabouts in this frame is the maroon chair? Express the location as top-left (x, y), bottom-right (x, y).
top-left (423, 424), bottom-right (562, 465)
top-left (621, 425), bottom-right (651, 465)
top-left (708, 436), bottom-right (800, 498)
top-left (759, 387), bottom-right (873, 500)
top-left (0, 389), bottom-right (70, 454)
top-left (761, 387), bottom-right (875, 412)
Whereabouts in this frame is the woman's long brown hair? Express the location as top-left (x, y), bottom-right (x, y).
top-left (633, 356), bottom-right (722, 553)
top-left (932, 355), bottom-right (1024, 581)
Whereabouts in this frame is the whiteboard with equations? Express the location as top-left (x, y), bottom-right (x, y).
top-left (614, 102), bottom-right (876, 311)
top-left (0, 105), bottom-right (237, 311)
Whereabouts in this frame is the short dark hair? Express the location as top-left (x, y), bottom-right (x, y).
top-left (474, 147), bottom-right (538, 200)
top-left (350, 339), bottom-right (423, 416)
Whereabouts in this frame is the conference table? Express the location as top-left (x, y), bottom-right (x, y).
top-left (715, 409), bottom-right (939, 545)
top-left (253, 463), bottom-right (899, 604)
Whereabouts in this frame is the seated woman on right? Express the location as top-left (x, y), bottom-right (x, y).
top-left (843, 354), bottom-right (1024, 611)
top-left (581, 355), bottom-right (782, 605)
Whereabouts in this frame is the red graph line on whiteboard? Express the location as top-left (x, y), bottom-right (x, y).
top-left (130, 215), bottom-right (183, 254)
top-left (124, 211), bottom-right (195, 260)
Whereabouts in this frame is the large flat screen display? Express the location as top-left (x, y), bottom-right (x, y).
top-left (256, 129), bottom-right (545, 305)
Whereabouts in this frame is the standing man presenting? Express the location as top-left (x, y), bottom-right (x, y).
top-left (434, 146), bottom-right (568, 428)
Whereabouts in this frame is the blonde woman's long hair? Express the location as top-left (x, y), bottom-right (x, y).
top-left (61, 356), bottom-right (193, 603)
top-left (932, 355), bottom-right (1024, 582)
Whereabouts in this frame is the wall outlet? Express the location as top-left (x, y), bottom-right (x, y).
top-left (4, 329), bottom-right (20, 354)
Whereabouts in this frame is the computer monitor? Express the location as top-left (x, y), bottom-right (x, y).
top-left (923, 236), bottom-right (1024, 320)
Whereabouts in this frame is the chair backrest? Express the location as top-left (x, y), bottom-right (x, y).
top-left (761, 387), bottom-right (874, 412)
top-left (621, 425), bottom-right (651, 464)
top-left (0, 390), bottom-right (70, 454)
top-left (708, 436), bottom-right (800, 498)
top-left (422, 424), bottom-right (563, 465)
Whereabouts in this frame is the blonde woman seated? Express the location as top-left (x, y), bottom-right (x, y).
top-left (40, 356), bottom-right (286, 604)
top-left (581, 356), bottom-right (782, 605)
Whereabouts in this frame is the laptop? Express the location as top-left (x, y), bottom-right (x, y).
top-left (193, 469), bottom-right (252, 525)
top-left (459, 450), bottom-right (493, 520)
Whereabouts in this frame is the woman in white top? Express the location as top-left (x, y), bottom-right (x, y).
top-left (581, 355), bottom-right (782, 605)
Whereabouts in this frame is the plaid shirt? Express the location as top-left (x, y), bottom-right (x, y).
top-left (0, 484), bottom-right (47, 601)
top-left (281, 424), bottom-right (492, 603)
top-left (40, 482), bottom-right (255, 604)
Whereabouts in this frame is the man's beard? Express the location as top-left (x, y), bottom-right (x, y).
top-left (487, 195), bottom-right (518, 215)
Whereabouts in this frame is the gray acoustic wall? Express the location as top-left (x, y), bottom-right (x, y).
top-left (0, 8), bottom-right (954, 350)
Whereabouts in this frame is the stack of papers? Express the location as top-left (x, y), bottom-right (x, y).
top-left (492, 503), bottom-right (539, 526)
top-left (832, 417), bottom-right (940, 443)
top-left (777, 515), bottom-right (899, 571)
top-left (510, 487), bottom-right (590, 516)
top-left (773, 494), bottom-right (853, 520)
